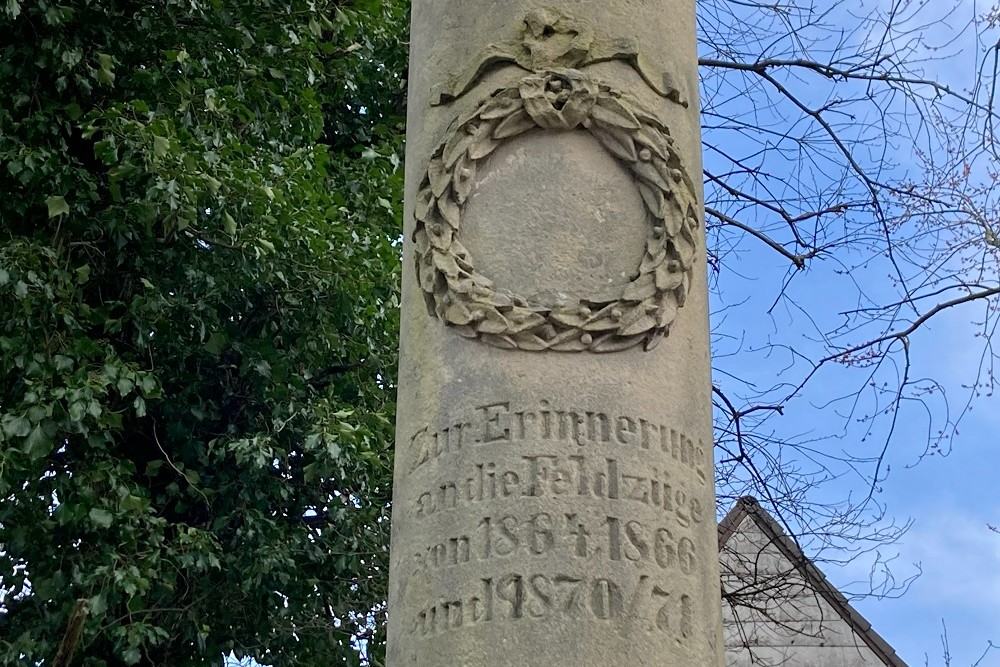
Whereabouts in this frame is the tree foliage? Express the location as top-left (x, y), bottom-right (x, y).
top-left (0, 0), bottom-right (406, 664)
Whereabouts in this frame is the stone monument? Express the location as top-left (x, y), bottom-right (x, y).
top-left (388, 2), bottom-right (723, 664)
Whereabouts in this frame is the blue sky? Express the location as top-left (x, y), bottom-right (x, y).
top-left (834, 1), bottom-right (1000, 660)
top-left (709, 237), bottom-right (1000, 664)
top-left (843, 308), bottom-right (1000, 665)
top-left (699, 0), bottom-right (999, 663)
top-left (710, 199), bottom-right (1000, 665)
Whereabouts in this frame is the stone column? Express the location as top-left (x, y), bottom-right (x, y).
top-left (388, 2), bottom-right (723, 665)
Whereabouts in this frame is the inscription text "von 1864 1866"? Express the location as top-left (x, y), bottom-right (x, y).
top-left (407, 400), bottom-right (709, 484)
top-left (413, 511), bottom-right (698, 576)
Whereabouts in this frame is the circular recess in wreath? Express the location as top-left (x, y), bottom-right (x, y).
top-left (413, 68), bottom-right (700, 353)
top-left (459, 129), bottom-right (648, 308)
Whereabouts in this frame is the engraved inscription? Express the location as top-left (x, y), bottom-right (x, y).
top-left (398, 397), bottom-right (713, 648)
top-left (412, 513), bottom-right (699, 578)
top-left (412, 454), bottom-right (706, 529)
top-left (605, 516), bottom-right (697, 572)
top-left (479, 513), bottom-right (555, 559)
top-left (408, 572), bottom-right (694, 639)
top-left (414, 535), bottom-right (472, 570)
top-left (408, 399), bottom-right (710, 485)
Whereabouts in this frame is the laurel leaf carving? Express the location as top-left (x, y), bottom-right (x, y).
top-left (663, 209), bottom-right (683, 237)
top-left (418, 257), bottom-right (436, 293)
top-left (493, 108), bottom-right (536, 139)
top-left (506, 309), bottom-right (547, 334)
top-left (592, 97), bottom-right (640, 129)
top-left (443, 128), bottom-right (476, 168)
top-left (415, 187), bottom-right (435, 221)
top-left (641, 245), bottom-right (668, 273)
top-left (672, 233), bottom-right (696, 269)
top-left (657, 292), bottom-right (679, 327)
top-left (413, 228), bottom-right (430, 255)
top-left (631, 104), bottom-right (667, 129)
top-left (582, 317), bottom-right (621, 332)
top-left (590, 333), bottom-right (645, 353)
top-left (523, 95), bottom-right (570, 129)
top-left (620, 313), bottom-right (658, 337)
top-left (518, 335), bottom-right (550, 350)
top-left (643, 331), bottom-right (664, 351)
top-left (478, 313), bottom-right (512, 335)
top-left (452, 324), bottom-right (480, 339)
top-left (655, 264), bottom-right (683, 291)
top-left (591, 125), bottom-right (638, 161)
top-left (449, 238), bottom-right (470, 259)
top-left (446, 301), bottom-right (474, 325)
top-left (428, 158), bottom-right (450, 198)
top-left (633, 160), bottom-right (671, 191)
top-left (621, 272), bottom-right (656, 301)
top-left (468, 130), bottom-right (502, 160)
top-left (414, 69), bottom-right (698, 353)
top-left (550, 310), bottom-right (588, 327)
top-left (437, 190), bottom-right (461, 229)
top-left (452, 155), bottom-right (475, 203)
top-left (470, 273), bottom-right (494, 289)
top-left (477, 291), bottom-right (514, 309)
top-left (426, 222), bottom-right (452, 250)
top-left (687, 205), bottom-right (701, 229)
top-left (637, 182), bottom-right (665, 219)
top-left (432, 249), bottom-right (462, 278)
top-left (481, 333), bottom-right (518, 349)
top-left (548, 336), bottom-right (590, 352)
top-left (635, 127), bottom-right (669, 161)
top-left (479, 90), bottom-right (525, 119)
top-left (617, 300), bottom-right (653, 329)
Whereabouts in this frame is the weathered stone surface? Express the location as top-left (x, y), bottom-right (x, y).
top-left (388, 2), bottom-right (722, 664)
top-left (460, 130), bottom-right (648, 307)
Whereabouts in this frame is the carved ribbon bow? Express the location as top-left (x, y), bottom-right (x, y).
top-left (430, 8), bottom-right (688, 107)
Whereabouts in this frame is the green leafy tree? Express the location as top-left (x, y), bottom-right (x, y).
top-left (0, 0), bottom-right (407, 664)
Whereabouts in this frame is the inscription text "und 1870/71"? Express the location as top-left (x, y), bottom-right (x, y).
top-left (408, 572), bottom-right (694, 641)
top-left (408, 400), bottom-right (709, 484)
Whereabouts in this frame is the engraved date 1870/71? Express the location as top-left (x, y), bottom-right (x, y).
top-left (409, 570), bottom-right (694, 641)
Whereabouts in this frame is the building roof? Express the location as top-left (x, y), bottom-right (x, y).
top-left (719, 496), bottom-right (909, 667)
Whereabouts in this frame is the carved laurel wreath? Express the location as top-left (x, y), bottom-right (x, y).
top-left (414, 68), bottom-right (700, 352)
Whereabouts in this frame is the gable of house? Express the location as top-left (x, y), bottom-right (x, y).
top-left (719, 497), bottom-right (908, 667)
